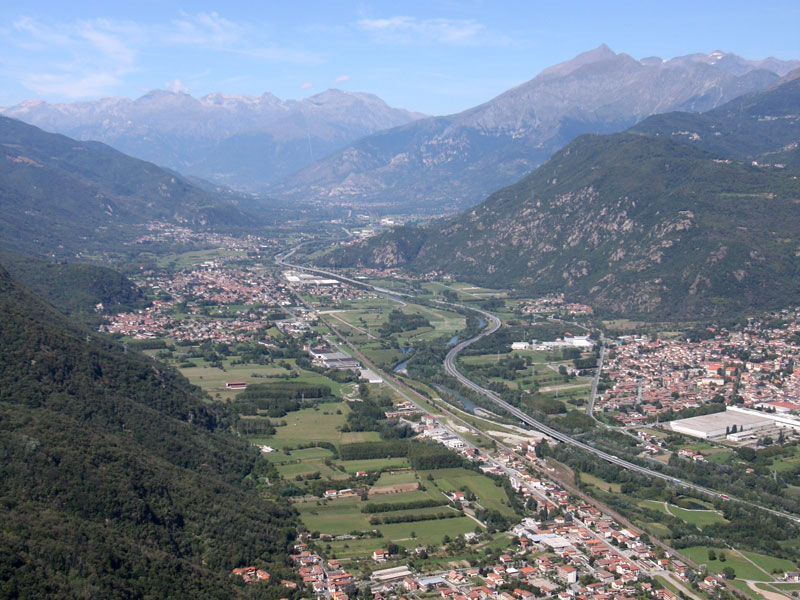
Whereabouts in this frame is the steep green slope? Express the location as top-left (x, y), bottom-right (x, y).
top-left (324, 134), bottom-right (800, 318)
top-left (0, 115), bottom-right (257, 258)
top-left (0, 250), bottom-right (149, 326)
top-left (0, 264), bottom-right (297, 598)
top-left (632, 72), bottom-right (800, 167)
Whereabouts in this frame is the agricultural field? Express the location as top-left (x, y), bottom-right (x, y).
top-left (177, 356), bottom-right (345, 402)
top-left (339, 457), bottom-right (411, 473)
top-left (580, 472), bottom-right (622, 493)
top-left (638, 500), bottom-right (728, 528)
top-left (457, 350), bottom-right (593, 400)
top-left (372, 470), bottom-right (420, 486)
top-left (156, 248), bottom-right (242, 269)
top-left (292, 463), bottom-right (515, 559)
top-left (419, 467), bottom-right (517, 518)
top-left (739, 551), bottom-right (797, 576)
top-left (681, 547), bottom-right (774, 581)
top-left (265, 405), bottom-right (350, 448)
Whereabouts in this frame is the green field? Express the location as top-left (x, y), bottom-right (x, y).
top-left (292, 462), bottom-right (514, 559)
top-left (681, 547), bottom-right (773, 581)
top-left (768, 449), bottom-right (800, 473)
top-left (278, 460), bottom-right (343, 480)
top-left (421, 467), bottom-right (516, 518)
top-left (340, 431), bottom-right (383, 444)
top-left (638, 520), bottom-right (672, 539)
top-left (267, 406), bottom-right (349, 448)
top-left (728, 580), bottom-right (769, 600)
top-left (739, 550), bottom-right (797, 575)
top-left (706, 451), bottom-right (733, 465)
top-left (298, 497), bottom-right (371, 534)
top-left (363, 490), bottom-right (436, 504)
top-left (378, 516), bottom-right (477, 543)
top-left (580, 472), bottom-right (622, 493)
top-left (339, 457), bottom-right (411, 473)
top-left (771, 583), bottom-right (800, 591)
top-left (178, 357), bottom-right (344, 402)
top-left (265, 447), bottom-right (334, 463)
top-left (373, 470), bottom-right (419, 486)
top-left (296, 493), bottom-right (481, 556)
top-left (639, 500), bottom-right (727, 528)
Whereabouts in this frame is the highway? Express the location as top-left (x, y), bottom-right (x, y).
top-left (442, 310), bottom-right (800, 524)
top-left (276, 244), bottom-right (800, 525)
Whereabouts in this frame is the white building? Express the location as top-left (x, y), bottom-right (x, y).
top-left (670, 409), bottom-right (773, 439)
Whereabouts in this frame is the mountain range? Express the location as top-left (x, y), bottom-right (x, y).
top-left (272, 46), bottom-right (800, 213)
top-left (322, 73), bottom-right (800, 319)
top-left (1, 89), bottom-right (423, 192)
top-left (0, 115), bottom-right (260, 259)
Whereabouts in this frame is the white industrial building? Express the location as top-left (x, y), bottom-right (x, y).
top-left (670, 410), bottom-right (773, 439)
top-left (728, 406), bottom-right (800, 431)
top-left (537, 335), bottom-right (593, 351)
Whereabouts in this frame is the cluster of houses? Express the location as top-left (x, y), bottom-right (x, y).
top-left (599, 311), bottom-right (800, 427)
top-left (385, 400), bottom-right (422, 419)
top-left (103, 257), bottom-right (296, 343)
top-left (230, 566), bottom-right (270, 583)
top-left (291, 545), bottom-right (356, 598)
top-left (518, 296), bottom-right (594, 316)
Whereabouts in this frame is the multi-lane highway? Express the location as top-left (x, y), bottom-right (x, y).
top-left (442, 308), bottom-right (800, 524)
top-left (277, 244), bottom-right (800, 525)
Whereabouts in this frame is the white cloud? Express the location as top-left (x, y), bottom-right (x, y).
top-left (9, 16), bottom-right (139, 98)
top-left (167, 11), bottom-right (244, 46)
top-left (334, 75), bottom-right (351, 84)
top-left (356, 16), bottom-right (486, 45)
top-left (23, 71), bottom-right (122, 99)
top-left (5, 12), bottom-right (323, 99)
top-left (299, 82), bottom-right (314, 89)
top-left (164, 79), bottom-right (188, 93)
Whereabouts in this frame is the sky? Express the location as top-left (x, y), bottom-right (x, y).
top-left (1, 1), bottom-right (799, 116)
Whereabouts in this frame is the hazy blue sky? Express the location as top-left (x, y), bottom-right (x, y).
top-left (1, 1), bottom-right (798, 115)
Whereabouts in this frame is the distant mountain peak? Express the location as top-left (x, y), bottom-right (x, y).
top-left (538, 43), bottom-right (618, 78)
top-left (0, 87), bottom-right (424, 191)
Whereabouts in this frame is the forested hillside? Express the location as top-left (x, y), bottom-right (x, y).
top-left (0, 264), bottom-right (298, 598)
top-left (323, 134), bottom-right (800, 318)
top-left (321, 73), bottom-right (800, 319)
top-left (0, 115), bottom-right (258, 259)
top-left (0, 250), bottom-right (149, 326)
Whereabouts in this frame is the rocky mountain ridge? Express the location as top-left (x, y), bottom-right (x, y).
top-left (0, 115), bottom-right (258, 258)
top-left (273, 46), bottom-right (796, 213)
top-left (1, 89), bottom-right (424, 191)
top-left (321, 74), bottom-right (800, 318)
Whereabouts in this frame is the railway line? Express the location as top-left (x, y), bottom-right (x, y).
top-left (277, 245), bottom-right (800, 525)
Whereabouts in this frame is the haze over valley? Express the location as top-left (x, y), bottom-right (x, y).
top-left (2, 3), bottom-right (800, 599)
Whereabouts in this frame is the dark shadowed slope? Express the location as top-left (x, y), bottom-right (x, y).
top-left (0, 264), bottom-right (297, 598)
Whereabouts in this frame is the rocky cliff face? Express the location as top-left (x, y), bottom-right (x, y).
top-left (274, 46), bottom-right (792, 213)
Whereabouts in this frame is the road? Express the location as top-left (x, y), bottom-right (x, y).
top-left (442, 307), bottom-right (800, 525)
top-left (586, 344), bottom-right (605, 418)
top-left (276, 244), bottom-right (800, 526)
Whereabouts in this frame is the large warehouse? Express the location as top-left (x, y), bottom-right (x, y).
top-left (670, 410), bottom-right (773, 439)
